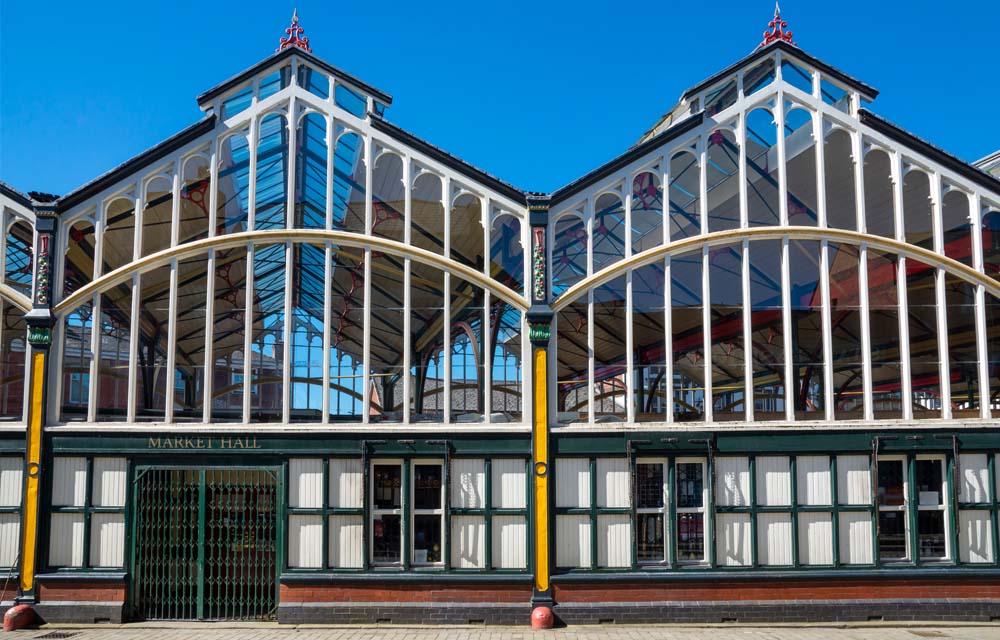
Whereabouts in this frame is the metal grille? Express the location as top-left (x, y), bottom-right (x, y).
top-left (132, 468), bottom-right (278, 621)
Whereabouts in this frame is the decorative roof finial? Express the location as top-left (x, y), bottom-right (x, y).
top-left (757, 2), bottom-right (795, 49)
top-left (278, 9), bottom-right (312, 53)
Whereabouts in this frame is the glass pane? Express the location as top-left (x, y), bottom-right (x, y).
top-left (878, 511), bottom-right (907, 561)
top-left (372, 513), bottom-right (401, 564)
top-left (413, 464), bottom-right (442, 510)
top-left (413, 514), bottom-right (442, 564)
top-left (635, 463), bottom-right (664, 509)
top-left (373, 464), bottom-right (401, 510)
top-left (676, 463), bottom-right (704, 508)
top-left (636, 513), bottom-right (664, 563)
top-left (918, 510), bottom-right (946, 559)
top-left (915, 459), bottom-right (943, 506)
top-left (676, 513), bottom-right (705, 561)
top-left (878, 460), bottom-right (905, 507)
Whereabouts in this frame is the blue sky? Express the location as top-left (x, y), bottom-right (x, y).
top-left (1, 0), bottom-right (997, 197)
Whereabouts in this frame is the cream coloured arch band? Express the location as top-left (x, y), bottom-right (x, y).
top-left (552, 226), bottom-right (1000, 312)
top-left (0, 283), bottom-right (32, 313)
top-left (56, 229), bottom-right (529, 315)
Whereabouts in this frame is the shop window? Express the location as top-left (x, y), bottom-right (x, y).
top-left (635, 460), bottom-right (666, 564)
top-left (877, 457), bottom-right (907, 561)
top-left (412, 462), bottom-right (444, 566)
top-left (915, 457), bottom-right (948, 561)
top-left (371, 461), bottom-right (403, 566)
top-left (48, 457), bottom-right (127, 569)
top-left (676, 459), bottom-right (707, 563)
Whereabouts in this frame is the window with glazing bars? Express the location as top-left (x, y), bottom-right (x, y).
top-left (48, 457), bottom-right (127, 569)
top-left (554, 453), bottom-right (963, 570)
top-left (0, 457), bottom-right (22, 569)
top-left (286, 456), bottom-right (528, 571)
top-left (956, 453), bottom-right (1000, 564)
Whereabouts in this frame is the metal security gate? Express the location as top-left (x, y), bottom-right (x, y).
top-left (131, 467), bottom-right (280, 621)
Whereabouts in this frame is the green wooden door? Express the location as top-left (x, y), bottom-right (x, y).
top-left (130, 467), bottom-right (280, 621)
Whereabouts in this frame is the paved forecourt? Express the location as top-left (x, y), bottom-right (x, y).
top-left (11, 624), bottom-right (1000, 640)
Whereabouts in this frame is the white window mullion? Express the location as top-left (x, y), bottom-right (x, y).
top-left (483, 197), bottom-right (492, 424)
top-left (126, 271), bottom-right (140, 424)
top-left (662, 158), bottom-right (673, 424)
top-left (663, 256), bottom-right (673, 424)
top-left (321, 242), bottom-right (332, 424)
top-left (203, 138), bottom-right (219, 423)
top-left (164, 259), bottom-right (178, 424)
top-left (781, 236), bottom-right (794, 421)
top-left (282, 241), bottom-right (293, 424)
top-left (698, 131), bottom-right (711, 422)
top-left (87, 293), bottom-right (100, 422)
top-left (586, 195), bottom-right (595, 424)
top-left (814, 114), bottom-right (834, 420)
top-left (892, 154), bottom-right (913, 420)
top-left (819, 240), bottom-right (834, 420)
top-left (742, 239), bottom-right (753, 421)
top-left (972, 194), bottom-right (990, 419)
top-left (624, 183), bottom-right (635, 424)
top-left (931, 173), bottom-right (951, 418)
top-left (361, 134), bottom-right (373, 424)
top-left (126, 188), bottom-right (141, 424)
top-left (443, 177), bottom-right (452, 424)
top-left (854, 133), bottom-right (874, 421)
top-left (242, 243), bottom-right (255, 423)
top-left (402, 157), bottom-right (412, 424)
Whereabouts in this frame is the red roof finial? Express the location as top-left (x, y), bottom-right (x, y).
top-left (278, 9), bottom-right (312, 53)
top-left (758, 2), bottom-right (795, 49)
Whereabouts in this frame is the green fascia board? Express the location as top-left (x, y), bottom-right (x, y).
top-left (46, 431), bottom-right (531, 456)
top-left (552, 428), bottom-right (1000, 455)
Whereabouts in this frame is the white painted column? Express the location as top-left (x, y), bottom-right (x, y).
top-left (892, 153), bottom-right (913, 420)
top-left (586, 195), bottom-right (595, 423)
top-left (203, 138), bottom-right (219, 423)
top-left (853, 132), bottom-right (874, 421)
top-left (931, 172), bottom-right (951, 419)
top-left (442, 177), bottom-right (452, 424)
top-left (164, 168), bottom-right (181, 424)
top-left (971, 194), bottom-right (990, 419)
top-left (126, 187), bottom-right (142, 423)
top-left (483, 197), bottom-right (492, 424)
top-left (283, 98), bottom-right (297, 424)
top-left (402, 157), bottom-right (412, 424)
top-left (815, 116), bottom-right (835, 421)
top-left (697, 129), bottom-right (712, 423)
top-left (361, 134), bottom-right (374, 424)
top-left (624, 182), bottom-right (635, 424)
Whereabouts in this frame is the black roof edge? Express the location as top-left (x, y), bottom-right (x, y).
top-left (859, 109), bottom-right (1000, 197)
top-left (682, 40), bottom-right (878, 103)
top-left (197, 47), bottom-right (392, 108)
top-left (549, 112), bottom-right (705, 207)
top-left (56, 115), bottom-right (218, 213)
top-left (0, 181), bottom-right (32, 208)
top-left (370, 117), bottom-right (526, 204)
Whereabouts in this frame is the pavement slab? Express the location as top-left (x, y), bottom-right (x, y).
top-left (9, 624), bottom-right (1000, 640)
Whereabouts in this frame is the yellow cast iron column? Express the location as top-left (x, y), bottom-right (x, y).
top-left (18, 205), bottom-right (57, 603)
top-left (526, 196), bottom-right (554, 614)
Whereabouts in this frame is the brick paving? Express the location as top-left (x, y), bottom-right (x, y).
top-left (11, 624), bottom-right (1000, 640)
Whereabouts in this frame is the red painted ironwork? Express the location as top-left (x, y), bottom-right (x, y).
top-left (758, 2), bottom-right (795, 49)
top-left (278, 10), bottom-right (312, 53)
